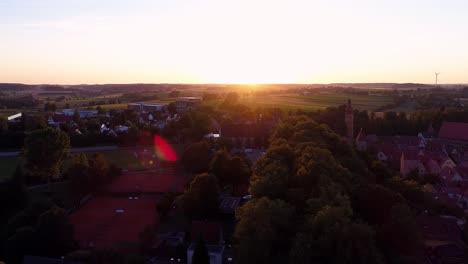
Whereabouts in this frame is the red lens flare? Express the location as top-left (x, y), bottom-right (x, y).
top-left (154, 135), bottom-right (177, 162)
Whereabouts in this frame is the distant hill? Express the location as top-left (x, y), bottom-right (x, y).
top-left (329, 83), bottom-right (397, 89)
top-left (0, 83), bottom-right (34, 91)
top-left (391, 83), bottom-right (434, 89)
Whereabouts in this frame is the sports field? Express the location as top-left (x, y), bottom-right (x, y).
top-left (69, 197), bottom-right (157, 250)
top-left (104, 170), bottom-right (184, 194)
top-left (100, 150), bottom-right (146, 170)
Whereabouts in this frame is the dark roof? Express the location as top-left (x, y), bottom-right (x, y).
top-left (190, 221), bottom-right (223, 244)
top-left (219, 197), bottom-right (241, 213)
top-left (439, 122), bottom-right (468, 141)
top-left (221, 123), bottom-right (270, 138)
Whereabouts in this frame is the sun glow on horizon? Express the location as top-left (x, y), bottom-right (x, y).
top-left (2, 0), bottom-right (468, 84)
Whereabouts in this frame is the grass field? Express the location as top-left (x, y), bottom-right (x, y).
top-left (100, 150), bottom-right (145, 170)
top-left (239, 92), bottom-right (394, 111)
top-left (0, 157), bottom-right (20, 182)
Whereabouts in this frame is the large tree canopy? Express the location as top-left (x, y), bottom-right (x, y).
top-left (23, 127), bottom-right (70, 180)
top-left (234, 115), bottom-right (424, 264)
top-left (234, 197), bottom-right (294, 264)
top-left (179, 173), bottom-right (220, 219)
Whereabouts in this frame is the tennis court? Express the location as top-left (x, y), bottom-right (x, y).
top-left (104, 171), bottom-right (185, 194)
top-left (69, 197), bottom-right (157, 250)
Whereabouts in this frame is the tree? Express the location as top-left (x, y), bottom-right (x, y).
top-left (222, 92), bottom-right (239, 107)
top-left (234, 197), bottom-right (294, 264)
top-left (168, 102), bottom-right (177, 115)
top-left (180, 173), bottom-right (220, 218)
top-left (215, 137), bottom-right (233, 152)
top-left (0, 115), bottom-right (8, 132)
top-left (210, 150), bottom-right (251, 192)
top-left (35, 206), bottom-right (77, 257)
top-left (380, 203), bottom-right (423, 255)
top-left (96, 105), bottom-right (104, 115)
top-left (182, 141), bottom-right (211, 173)
top-left (23, 127), bottom-right (70, 184)
top-left (44, 102), bottom-right (57, 112)
top-left (248, 143), bottom-right (293, 199)
top-left (4, 203), bottom-right (76, 262)
top-left (68, 153), bottom-right (90, 199)
top-left (192, 237), bottom-right (210, 264)
top-left (73, 110), bottom-right (80, 123)
top-left (0, 165), bottom-right (27, 219)
top-left (210, 149), bottom-right (232, 185)
top-left (88, 153), bottom-right (110, 186)
top-left (289, 206), bottom-right (383, 264)
top-left (169, 90), bottom-right (181, 98)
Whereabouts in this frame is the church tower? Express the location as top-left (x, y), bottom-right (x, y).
top-left (345, 99), bottom-right (354, 143)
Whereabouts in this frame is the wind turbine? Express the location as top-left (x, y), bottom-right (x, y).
top-left (435, 72), bottom-right (441, 85)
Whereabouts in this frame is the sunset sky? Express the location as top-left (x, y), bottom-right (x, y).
top-left (1, 0), bottom-right (468, 84)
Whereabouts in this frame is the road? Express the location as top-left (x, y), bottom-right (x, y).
top-left (0, 145), bottom-right (122, 157)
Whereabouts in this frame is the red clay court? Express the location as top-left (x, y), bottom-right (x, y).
top-left (69, 197), bottom-right (157, 250)
top-left (104, 171), bottom-right (185, 194)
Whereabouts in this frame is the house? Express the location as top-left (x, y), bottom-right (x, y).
top-left (355, 131), bottom-right (378, 152)
top-left (400, 151), bottom-right (426, 177)
top-left (440, 157), bottom-right (457, 170)
top-left (176, 97), bottom-right (202, 112)
top-left (220, 122), bottom-right (272, 148)
top-left (114, 125), bottom-right (129, 133)
top-left (48, 113), bottom-right (73, 126)
top-left (187, 244), bottom-right (224, 264)
top-left (128, 102), bottom-right (167, 112)
top-left (187, 221), bottom-right (225, 264)
top-left (439, 121), bottom-right (468, 142)
top-left (139, 113), bottom-right (154, 124)
top-left (100, 124), bottom-right (109, 133)
top-left (62, 109), bottom-right (98, 118)
top-left (219, 196), bottom-right (241, 214)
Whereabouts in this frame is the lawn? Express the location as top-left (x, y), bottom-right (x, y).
top-left (100, 150), bottom-right (145, 171)
top-left (0, 157), bottom-right (20, 182)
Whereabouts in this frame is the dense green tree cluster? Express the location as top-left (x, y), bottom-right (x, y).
top-left (68, 152), bottom-right (121, 200)
top-left (23, 127), bottom-right (70, 184)
top-left (2, 200), bottom-right (76, 263)
top-left (177, 173), bottom-right (220, 219)
top-left (309, 105), bottom-right (468, 137)
top-left (235, 115), bottom-right (424, 264)
top-left (210, 149), bottom-right (251, 191)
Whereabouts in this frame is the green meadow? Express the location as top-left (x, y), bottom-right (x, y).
top-left (240, 92), bottom-right (394, 111)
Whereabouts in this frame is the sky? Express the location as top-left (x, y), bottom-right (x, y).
top-left (1, 0), bottom-right (468, 84)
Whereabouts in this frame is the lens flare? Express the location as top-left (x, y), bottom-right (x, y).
top-left (154, 135), bottom-right (177, 162)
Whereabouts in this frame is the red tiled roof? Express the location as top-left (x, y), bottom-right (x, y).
top-left (439, 122), bottom-right (468, 141)
top-left (52, 113), bottom-right (73, 123)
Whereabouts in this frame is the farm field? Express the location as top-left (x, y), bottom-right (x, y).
top-left (240, 92), bottom-right (394, 111)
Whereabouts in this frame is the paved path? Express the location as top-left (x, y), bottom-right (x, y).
top-left (0, 145), bottom-right (121, 157)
